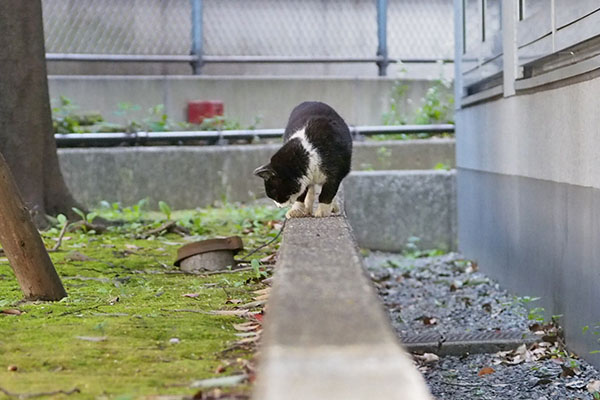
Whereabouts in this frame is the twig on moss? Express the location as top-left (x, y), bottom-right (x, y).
top-left (0, 386), bottom-right (80, 399)
top-left (48, 222), bottom-right (70, 252)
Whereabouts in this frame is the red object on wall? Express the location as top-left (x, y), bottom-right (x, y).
top-left (187, 101), bottom-right (224, 124)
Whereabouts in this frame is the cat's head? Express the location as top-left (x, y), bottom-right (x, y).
top-left (253, 163), bottom-right (302, 207)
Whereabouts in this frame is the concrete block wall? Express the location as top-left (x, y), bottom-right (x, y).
top-left (47, 76), bottom-right (448, 129)
top-left (344, 171), bottom-right (456, 252)
top-left (456, 72), bottom-right (600, 367)
top-left (57, 139), bottom-right (455, 209)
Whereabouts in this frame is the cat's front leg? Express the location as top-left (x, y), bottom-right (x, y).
top-left (303, 185), bottom-right (315, 216)
top-left (286, 187), bottom-right (310, 218)
top-left (286, 201), bottom-right (307, 218)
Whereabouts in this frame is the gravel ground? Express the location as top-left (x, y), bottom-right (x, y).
top-left (365, 251), bottom-right (600, 400)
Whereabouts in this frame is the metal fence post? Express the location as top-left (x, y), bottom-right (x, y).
top-left (190, 0), bottom-right (203, 74)
top-left (376, 0), bottom-right (389, 76)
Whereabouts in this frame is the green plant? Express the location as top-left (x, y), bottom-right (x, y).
top-left (402, 236), bottom-right (446, 258)
top-left (376, 146), bottom-right (392, 168)
top-left (51, 98), bottom-right (262, 135)
top-left (158, 201), bottom-right (172, 220)
top-left (582, 323), bottom-right (600, 354)
top-left (72, 207), bottom-right (98, 224)
top-left (414, 79), bottom-right (454, 125)
top-left (434, 162), bottom-right (451, 171)
top-left (382, 80), bottom-right (409, 126)
top-left (51, 96), bottom-right (104, 134)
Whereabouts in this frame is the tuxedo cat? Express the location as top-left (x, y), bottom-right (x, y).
top-left (253, 101), bottom-right (352, 218)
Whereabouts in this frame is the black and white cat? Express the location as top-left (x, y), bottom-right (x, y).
top-left (253, 101), bottom-right (352, 218)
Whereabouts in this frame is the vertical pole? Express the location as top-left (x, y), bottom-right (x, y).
top-left (190, 0), bottom-right (203, 75)
top-left (502, 0), bottom-right (517, 97)
top-left (453, 0), bottom-right (464, 106)
top-left (376, 0), bottom-right (389, 76)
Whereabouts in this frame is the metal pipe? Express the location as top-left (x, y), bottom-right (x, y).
top-left (45, 53), bottom-right (453, 64)
top-left (45, 53), bottom-right (198, 62)
top-left (376, 0), bottom-right (389, 76)
top-left (201, 55), bottom-right (397, 63)
top-left (55, 125), bottom-right (454, 147)
top-left (190, 0), bottom-right (203, 74)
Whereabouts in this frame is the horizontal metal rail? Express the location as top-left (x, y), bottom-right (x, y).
top-left (46, 53), bottom-right (453, 64)
top-left (55, 124), bottom-right (454, 147)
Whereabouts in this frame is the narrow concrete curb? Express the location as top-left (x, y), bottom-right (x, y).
top-left (252, 217), bottom-right (432, 400)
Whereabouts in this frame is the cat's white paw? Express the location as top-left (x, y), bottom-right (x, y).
top-left (332, 199), bottom-right (340, 214)
top-left (315, 203), bottom-right (333, 218)
top-left (286, 201), bottom-right (308, 218)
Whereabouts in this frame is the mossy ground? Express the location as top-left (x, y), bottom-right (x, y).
top-left (0, 202), bottom-right (285, 399)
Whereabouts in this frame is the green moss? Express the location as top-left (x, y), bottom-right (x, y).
top-left (0, 203), bottom-right (284, 399)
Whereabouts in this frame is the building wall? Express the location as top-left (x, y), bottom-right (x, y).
top-left (456, 70), bottom-right (600, 367)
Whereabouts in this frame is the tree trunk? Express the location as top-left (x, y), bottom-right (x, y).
top-left (0, 0), bottom-right (81, 227)
top-left (0, 152), bottom-right (67, 301)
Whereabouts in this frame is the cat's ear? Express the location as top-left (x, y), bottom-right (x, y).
top-left (253, 164), bottom-right (275, 180)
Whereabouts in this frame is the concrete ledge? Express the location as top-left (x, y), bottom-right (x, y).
top-left (57, 140), bottom-right (455, 209)
top-left (343, 170), bottom-right (457, 252)
top-left (253, 217), bottom-right (431, 400)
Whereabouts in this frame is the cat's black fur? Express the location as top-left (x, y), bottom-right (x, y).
top-left (254, 101), bottom-right (352, 217)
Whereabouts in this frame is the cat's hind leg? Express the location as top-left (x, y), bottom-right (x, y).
top-left (332, 198), bottom-right (340, 214)
top-left (303, 185), bottom-right (315, 216)
top-left (315, 180), bottom-right (341, 218)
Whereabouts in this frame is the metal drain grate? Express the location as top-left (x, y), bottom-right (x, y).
top-left (401, 330), bottom-right (538, 356)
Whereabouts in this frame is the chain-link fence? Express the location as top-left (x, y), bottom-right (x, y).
top-left (42, 0), bottom-right (454, 73)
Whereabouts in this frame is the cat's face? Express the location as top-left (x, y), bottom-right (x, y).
top-left (253, 163), bottom-right (302, 207)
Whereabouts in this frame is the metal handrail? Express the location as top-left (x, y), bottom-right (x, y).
top-left (45, 53), bottom-right (452, 64)
top-left (55, 124), bottom-right (454, 147)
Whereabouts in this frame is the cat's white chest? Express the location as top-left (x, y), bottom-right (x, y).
top-left (290, 128), bottom-right (326, 185)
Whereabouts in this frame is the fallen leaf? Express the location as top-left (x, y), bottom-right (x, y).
top-left (588, 380), bottom-right (600, 394)
top-left (251, 313), bottom-right (264, 323)
top-left (237, 300), bottom-right (266, 310)
top-left (414, 353), bottom-right (439, 363)
top-left (533, 378), bottom-right (553, 387)
top-left (415, 316), bottom-right (437, 326)
top-left (560, 364), bottom-right (577, 378)
top-left (1, 309), bottom-right (23, 316)
top-left (210, 310), bottom-right (249, 317)
top-left (478, 367), bottom-right (495, 376)
top-left (189, 374), bottom-right (248, 389)
top-left (235, 336), bottom-right (260, 345)
top-left (125, 244), bottom-right (142, 251)
top-left (233, 322), bottom-right (260, 332)
top-left (7, 365), bottom-right (17, 371)
top-left (75, 336), bottom-right (107, 342)
top-left (253, 288), bottom-right (270, 296)
top-left (214, 364), bottom-right (227, 374)
top-left (183, 293), bottom-right (201, 298)
top-left (225, 299), bottom-right (242, 305)
top-left (66, 251), bottom-right (93, 262)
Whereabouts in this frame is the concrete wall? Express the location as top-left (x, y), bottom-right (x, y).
top-left (57, 139), bottom-right (455, 209)
top-left (48, 76), bottom-right (445, 129)
top-left (344, 171), bottom-right (456, 252)
top-left (456, 71), bottom-right (600, 367)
